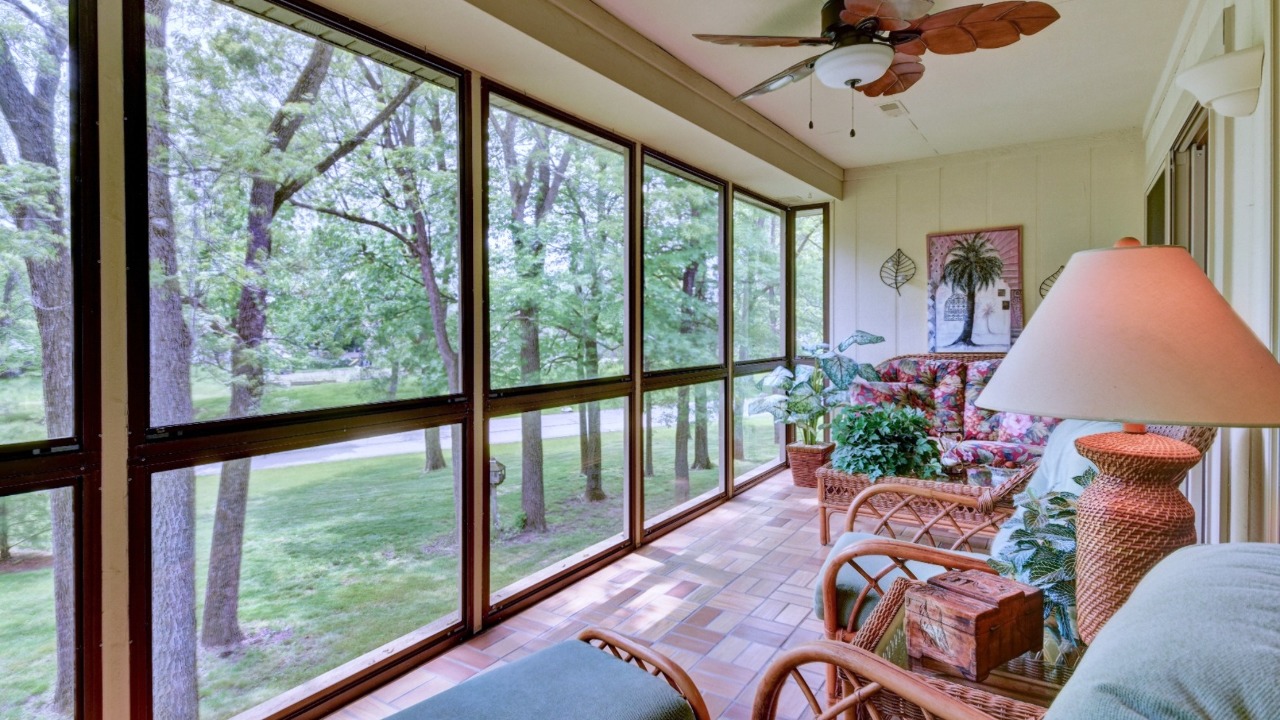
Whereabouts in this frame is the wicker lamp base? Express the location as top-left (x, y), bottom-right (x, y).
top-left (1074, 432), bottom-right (1201, 644)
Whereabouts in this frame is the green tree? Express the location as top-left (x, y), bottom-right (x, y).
top-left (942, 234), bottom-right (1004, 347)
top-left (0, 0), bottom-right (78, 710)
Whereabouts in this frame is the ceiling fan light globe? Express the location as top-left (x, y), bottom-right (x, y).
top-left (814, 43), bottom-right (895, 89)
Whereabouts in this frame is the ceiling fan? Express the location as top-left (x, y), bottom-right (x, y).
top-left (696, 0), bottom-right (1062, 102)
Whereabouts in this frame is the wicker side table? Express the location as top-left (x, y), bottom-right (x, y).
top-left (816, 464), bottom-right (1011, 545)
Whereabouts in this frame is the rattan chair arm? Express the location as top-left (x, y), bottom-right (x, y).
top-left (751, 641), bottom-right (1007, 720)
top-left (844, 482), bottom-right (997, 533)
top-left (577, 627), bottom-right (711, 720)
top-left (820, 537), bottom-right (998, 638)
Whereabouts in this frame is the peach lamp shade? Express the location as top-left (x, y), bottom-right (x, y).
top-left (976, 242), bottom-right (1280, 427)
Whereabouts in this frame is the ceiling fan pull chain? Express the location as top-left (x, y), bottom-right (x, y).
top-left (809, 75), bottom-right (815, 130)
top-left (850, 85), bottom-right (857, 138)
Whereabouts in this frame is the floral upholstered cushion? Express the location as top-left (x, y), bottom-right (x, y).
top-left (940, 439), bottom-right (1044, 471)
top-left (850, 379), bottom-right (933, 415)
top-left (871, 357), bottom-right (966, 435)
top-left (963, 359), bottom-right (1060, 443)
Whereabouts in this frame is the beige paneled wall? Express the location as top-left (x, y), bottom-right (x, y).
top-left (830, 131), bottom-right (1144, 366)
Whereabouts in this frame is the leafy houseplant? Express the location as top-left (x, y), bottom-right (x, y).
top-left (752, 331), bottom-right (885, 487)
top-left (829, 405), bottom-right (944, 481)
top-left (987, 467), bottom-right (1097, 665)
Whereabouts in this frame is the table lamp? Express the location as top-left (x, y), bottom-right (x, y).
top-left (976, 238), bottom-right (1280, 643)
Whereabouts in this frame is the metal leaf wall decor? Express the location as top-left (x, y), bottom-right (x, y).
top-left (1040, 265), bottom-right (1064, 298)
top-left (880, 249), bottom-right (917, 295)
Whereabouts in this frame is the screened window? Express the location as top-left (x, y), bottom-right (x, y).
top-left (642, 161), bottom-right (723, 372)
top-left (643, 381), bottom-right (723, 525)
top-left (0, 486), bottom-right (77, 719)
top-left (732, 372), bottom-right (784, 481)
top-left (150, 429), bottom-right (462, 718)
top-left (794, 208), bottom-right (827, 352)
top-left (486, 100), bottom-right (628, 390)
top-left (732, 196), bottom-right (784, 362)
top-left (489, 399), bottom-right (627, 602)
top-left (0, 0), bottom-right (76, 446)
top-left (145, 0), bottom-right (462, 428)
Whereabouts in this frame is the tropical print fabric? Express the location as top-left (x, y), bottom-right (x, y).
top-left (963, 359), bottom-right (1060, 442)
top-left (941, 439), bottom-right (1044, 471)
top-left (868, 357), bottom-right (966, 434)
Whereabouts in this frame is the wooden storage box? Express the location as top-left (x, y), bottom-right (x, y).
top-left (905, 570), bottom-right (1043, 682)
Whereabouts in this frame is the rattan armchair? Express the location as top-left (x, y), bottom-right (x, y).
top-left (752, 640), bottom-right (1047, 720)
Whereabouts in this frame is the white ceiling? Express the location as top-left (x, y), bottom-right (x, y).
top-left (588, 0), bottom-right (1192, 168)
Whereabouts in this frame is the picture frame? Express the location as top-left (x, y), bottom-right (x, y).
top-left (926, 226), bottom-right (1024, 353)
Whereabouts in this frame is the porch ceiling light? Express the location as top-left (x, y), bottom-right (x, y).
top-left (814, 42), bottom-right (895, 90)
top-left (1175, 45), bottom-right (1266, 118)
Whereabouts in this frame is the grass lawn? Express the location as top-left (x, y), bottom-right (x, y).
top-left (0, 416), bottom-right (782, 720)
top-left (0, 566), bottom-right (66, 720)
top-left (0, 375), bottom-right (50, 446)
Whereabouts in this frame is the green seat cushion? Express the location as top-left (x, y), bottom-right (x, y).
top-left (1046, 543), bottom-right (1280, 720)
top-left (388, 639), bottom-right (695, 720)
top-left (812, 531), bottom-right (984, 628)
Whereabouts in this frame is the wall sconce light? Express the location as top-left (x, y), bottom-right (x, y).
top-left (1175, 45), bottom-right (1265, 117)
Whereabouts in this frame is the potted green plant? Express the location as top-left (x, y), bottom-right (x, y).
top-left (828, 404), bottom-right (945, 481)
top-left (987, 468), bottom-right (1096, 666)
top-left (752, 331), bottom-right (885, 487)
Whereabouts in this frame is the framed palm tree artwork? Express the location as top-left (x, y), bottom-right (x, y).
top-left (926, 226), bottom-right (1024, 352)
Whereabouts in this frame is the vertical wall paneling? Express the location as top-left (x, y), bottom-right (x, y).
top-left (1090, 144), bottom-right (1143, 249)
top-left (851, 175), bottom-right (899, 362)
top-left (837, 131), bottom-right (1143, 358)
top-left (895, 170), bottom-right (941, 356)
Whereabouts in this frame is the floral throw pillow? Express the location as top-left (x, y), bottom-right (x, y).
top-left (877, 358), bottom-right (965, 435)
top-left (963, 359), bottom-right (1059, 443)
top-left (851, 378), bottom-right (933, 416)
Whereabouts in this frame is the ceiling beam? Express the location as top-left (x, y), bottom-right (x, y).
top-left (459, 0), bottom-right (845, 198)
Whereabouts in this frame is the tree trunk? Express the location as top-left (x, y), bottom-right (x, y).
top-left (583, 401), bottom-right (605, 501)
top-left (0, 12), bottom-right (77, 712)
top-left (424, 426), bottom-right (447, 472)
top-left (492, 117), bottom-right (571, 534)
top-left (692, 384), bottom-right (712, 470)
top-left (386, 360), bottom-right (400, 399)
top-left (581, 335), bottom-right (605, 501)
top-left (520, 410), bottom-right (547, 531)
top-left (144, 0), bottom-right (199, 713)
top-left (733, 394), bottom-right (745, 461)
top-left (0, 499), bottom-right (8, 562)
top-left (643, 396), bottom-right (654, 478)
top-left (673, 387), bottom-right (691, 502)
top-left (202, 458), bottom-right (251, 647)
top-left (202, 41), bottom-right (335, 651)
top-left (151, 470), bottom-right (197, 719)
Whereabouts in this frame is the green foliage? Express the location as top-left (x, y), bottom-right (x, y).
top-left (793, 212), bottom-right (826, 350)
top-left (987, 467), bottom-right (1097, 661)
top-left (733, 199), bottom-right (784, 361)
top-left (829, 405), bottom-right (943, 480)
top-left (642, 164), bottom-right (721, 371)
top-left (751, 330), bottom-right (884, 445)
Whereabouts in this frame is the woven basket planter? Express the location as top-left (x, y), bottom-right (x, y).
top-left (787, 442), bottom-right (834, 488)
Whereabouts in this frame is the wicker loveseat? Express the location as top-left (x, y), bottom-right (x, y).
top-left (851, 353), bottom-right (1061, 475)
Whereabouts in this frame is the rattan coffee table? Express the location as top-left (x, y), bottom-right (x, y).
top-left (815, 464), bottom-right (1017, 546)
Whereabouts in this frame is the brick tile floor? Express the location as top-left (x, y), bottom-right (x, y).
top-left (327, 471), bottom-right (834, 719)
